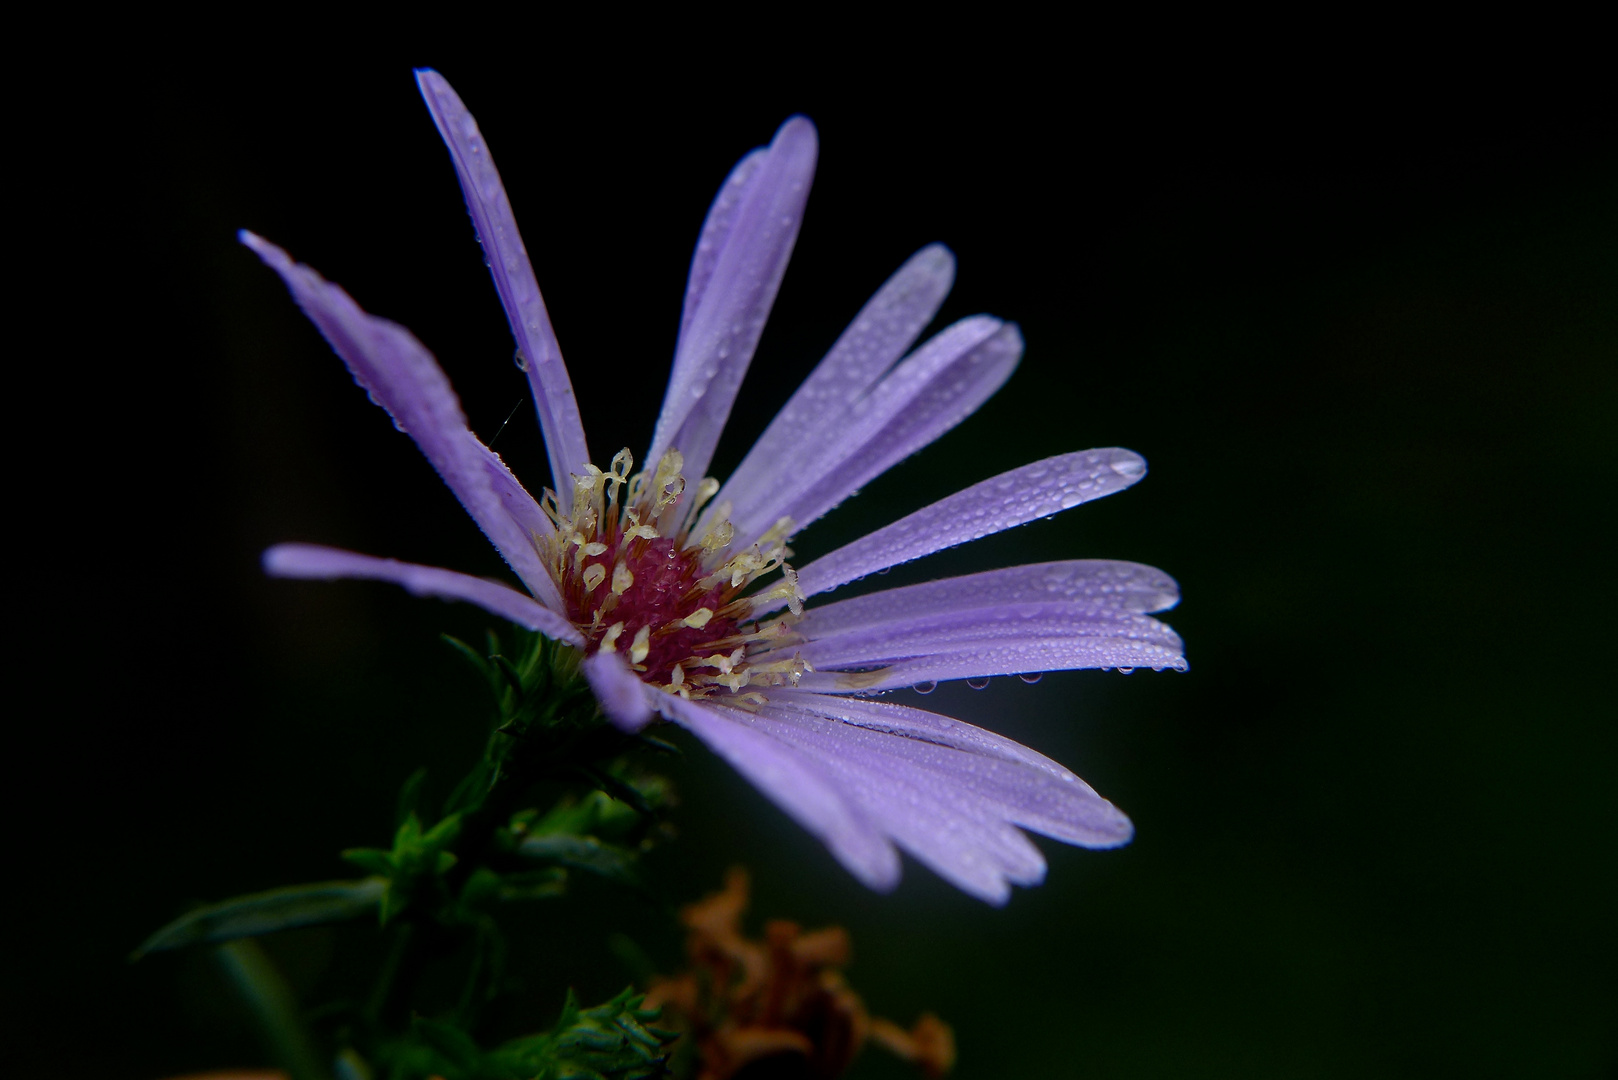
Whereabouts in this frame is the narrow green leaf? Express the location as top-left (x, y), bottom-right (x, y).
top-left (423, 812), bottom-right (463, 849)
top-left (492, 653), bottom-right (527, 696)
top-left (440, 633), bottom-right (489, 677)
top-left (341, 848), bottom-right (394, 877)
top-left (412, 1015), bottom-right (480, 1069)
top-left (134, 878), bottom-right (386, 957)
top-left (517, 835), bottom-right (642, 889)
top-left (396, 767), bottom-right (428, 829)
top-left (215, 938), bottom-right (333, 1080)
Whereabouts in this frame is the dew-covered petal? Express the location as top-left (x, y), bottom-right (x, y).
top-left (733, 318), bottom-right (1021, 545)
top-left (774, 604), bottom-right (1183, 669)
top-left (714, 245), bottom-right (956, 532)
top-left (655, 693), bottom-right (899, 891)
top-left (765, 691), bottom-right (1134, 848)
top-left (794, 634), bottom-right (1188, 693)
top-left (474, 440), bottom-right (555, 543)
top-left (241, 232), bottom-right (561, 608)
top-left (678, 149), bottom-right (767, 346)
top-left (788, 450), bottom-right (1148, 604)
top-left (263, 544), bottom-right (583, 645)
top-left (416, 70), bottom-right (591, 508)
top-left (749, 707), bottom-right (1045, 904)
top-left (767, 691), bottom-right (1087, 784)
top-left (648, 117), bottom-right (819, 489)
top-left (792, 562), bottom-right (1181, 637)
top-left (582, 650), bottom-right (654, 732)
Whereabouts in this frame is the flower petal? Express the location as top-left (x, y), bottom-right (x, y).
top-left (241, 232), bottom-right (565, 611)
top-left (654, 692), bottom-right (899, 891)
top-left (795, 561), bottom-right (1181, 636)
top-left (794, 633), bottom-right (1188, 693)
top-left (779, 604), bottom-right (1182, 669)
top-left (749, 706), bottom-right (1046, 904)
top-left (415, 70), bottom-right (591, 507)
top-left (648, 117), bottom-right (819, 488)
top-left (733, 319), bottom-right (1022, 546)
top-left (475, 441), bottom-right (554, 542)
top-left (263, 544), bottom-right (583, 645)
top-left (582, 651), bottom-right (655, 732)
top-left (789, 450), bottom-right (1149, 603)
top-left (678, 149), bottom-right (767, 346)
top-left (714, 244), bottom-right (956, 533)
top-left (766, 691), bottom-right (1134, 848)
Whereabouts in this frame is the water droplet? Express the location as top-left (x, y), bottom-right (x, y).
top-left (913, 681), bottom-right (937, 695)
top-left (966, 677), bottom-right (990, 690)
top-left (876, 567), bottom-right (890, 574)
top-left (1110, 455), bottom-right (1145, 480)
top-left (1018, 672), bottom-right (1044, 684)
top-left (1059, 491), bottom-right (1084, 509)
top-left (1116, 666), bottom-right (1135, 675)
top-left (513, 348), bottom-right (529, 371)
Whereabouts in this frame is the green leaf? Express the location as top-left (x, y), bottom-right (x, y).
top-left (396, 767), bottom-right (429, 829)
top-left (412, 1015), bottom-right (480, 1070)
top-left (423, 812), bottom-right (464, 849)
top-left (441, 633), bottom-right (490, 679)
top-left (215, 938), bottom-right (333, 1080)
top-left (341, 848), bottom-right (394, 876)
top-left (134, 878), bottom-right (385, 958)
top-left (492, 653), bottom-right (527, 696)
top-left (517, 835), bottom-right (642, 889)
top-left (494, 868), bottom-right (569, 903)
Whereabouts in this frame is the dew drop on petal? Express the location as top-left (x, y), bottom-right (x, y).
top-left (1018, 672), bottom-right (1044, 684)
top-left (966, 677), bottom-right (990, 690)
top-left (1116, 666), bottom-right (1136, 675)
top-left (1110, 456), bottom-right (1146, 480)
top-left (913, 680), bottom-right (938, 695)
top-left (1059, 491), bottom-right (1084, 509)
top-left (513, 347), bottom-right (529, 372)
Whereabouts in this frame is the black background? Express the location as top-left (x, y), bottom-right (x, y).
top-left (15, 40), bottom-right (1616, 1078)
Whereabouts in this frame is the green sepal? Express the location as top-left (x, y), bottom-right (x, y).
top-left (133, 878), bottom-right (385, 958)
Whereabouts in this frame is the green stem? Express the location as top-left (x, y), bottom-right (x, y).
top-left (363, 919), bottom-right (414, 1026)
top-left (216, 938), bottom-right (333, 1080)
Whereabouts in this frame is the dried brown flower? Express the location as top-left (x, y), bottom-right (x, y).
top-left (645, 868), bottom-right (954, 1079)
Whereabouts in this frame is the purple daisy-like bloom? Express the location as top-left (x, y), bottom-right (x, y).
top-left (247, 69), bottom-right (1185, 905)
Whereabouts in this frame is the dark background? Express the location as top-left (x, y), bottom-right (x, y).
top-left (16, 45), bottom-right (1615, 1078)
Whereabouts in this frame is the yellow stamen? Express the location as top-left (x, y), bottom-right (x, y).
top-left (629, 625), bottom-right (651, 665)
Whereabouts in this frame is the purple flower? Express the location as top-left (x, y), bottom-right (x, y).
top-left (247, 69), bottom-right (1185, 905)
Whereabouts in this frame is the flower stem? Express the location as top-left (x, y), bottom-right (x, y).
top-left (215, 937), bottom-right (332, 1080)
